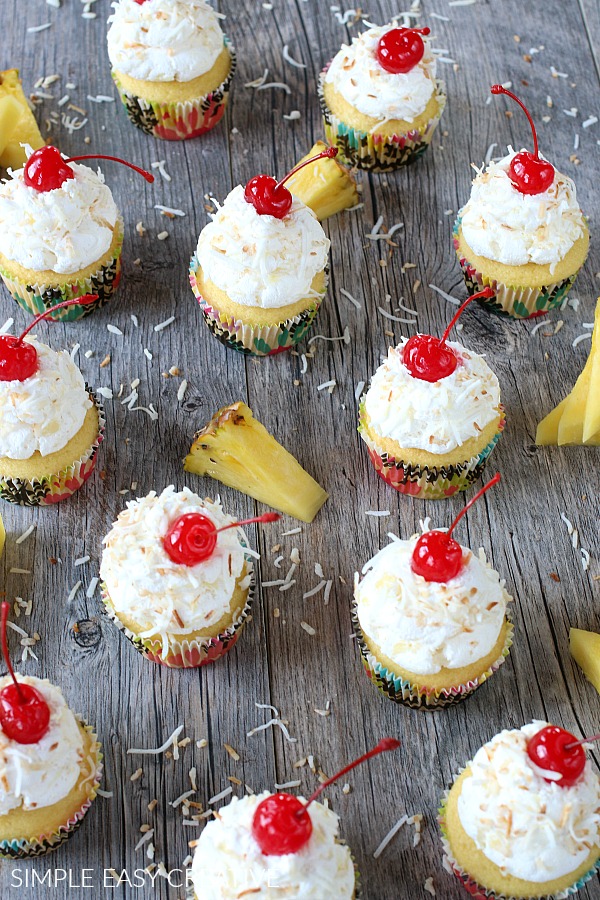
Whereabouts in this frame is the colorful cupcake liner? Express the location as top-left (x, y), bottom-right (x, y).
top-left (0, 218), bottom-right (124, 322)
top-left (352, 604), bottom-right (513, 710)
top-left (318, 66), bottom-right (446, 171)
top-left (0, 391), bottom-right (105, 507)
top-left (101, 560), bottom-right (254, 668)
top-left (453, 216), bottom-right (581, 319)
top-left (358, 401), bottom-right (506, 500)
top-left (438, 789), bottom-right (600, 899)
top-left (190, 255), bottom-right (325, 356)
top-left (0, 722), bottom-right (102, 859)
top-left (112, 41), bottom-right (236, 140)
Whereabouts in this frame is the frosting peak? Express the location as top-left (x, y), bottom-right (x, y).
top-left (196, 184), bottom-right (330, 309)
top-left (460, 149), bottom-right (586, 272)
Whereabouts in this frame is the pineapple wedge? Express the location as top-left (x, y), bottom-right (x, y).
top-left (286, 141), bottom-right (359, 221)
top-left (0, 69), bottom-right (45, 169)
top-left (184, 402), bottom-right (328, 523)
top-left (583, 297), bottom-right (600, 441)
top-left (570, 627), bottom-right (600, 695)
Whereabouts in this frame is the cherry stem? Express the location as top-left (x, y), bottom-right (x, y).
top-left (564, 733), bottom-right (600, 751)
top-left (0, 602), bottom-right (24, 703)
top-left (301, 738), bottom-right (400, 813)
top-left (440, 287), bottom-right (495, 345)
top-left (406, 26), bottom-right (430, 34)
top-left (66, 154), bottom-right (154, 184)
top-left (490, 85), bottom-right (540, 160)
top-left (215, 511), bottom-right (281, 535)
top-left (446, 473), bottom-right (501, 540)
top-left (274, 148), bottom-right (339, 193)
top-left (13, 296), bottom-right (99, 346)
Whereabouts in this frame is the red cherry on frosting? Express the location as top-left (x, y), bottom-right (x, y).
top-left (376, 27), bottom-right (431, 75)
top-left (402, 286), bottom-right (494, 382)
top-left (411, 473), bottom-right (501, 583)
top-left (0, 602), bottom-right (50, 744)
top-left (527, 726), bottom-right (586, 787)
top-left (163, 511), bottom-right (280, 566)
top-left (490, 85), bottom-right (554, 195)
top-left (244, 146), bottom-right (338, 219)
top-left (252, 738), bottom-right (400, 856)
top-left (23, 146), bottom-right (154, 194)
top-left (0, 296), bottom-right (98, 383)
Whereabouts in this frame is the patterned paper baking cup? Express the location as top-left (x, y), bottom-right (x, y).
top-left (190, 255), bottom-right (325, 356)
top-left (101, 561), bottom-right (254, 668)
top-left (438, 790), bottom-right (600, 899)
top-left (352, 604), bottom-right (513, 711)
top-left (318, 67), bottom-right (446, 171)
top-left (112, 41), bottom-right (236, 140)
top-left (0, 391), bottom-right (105, 507)
top-left (453, 216), bottom-right (581, 319)
top-left (0, 218), bottom-right (124, 322)
top-left (0, 721), bottom-right (102, 860)
top-left (358, 401), bottom-right (506, 500)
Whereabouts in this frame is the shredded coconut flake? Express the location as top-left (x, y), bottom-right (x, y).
top-left (127, 725), bottom-right (184, 755)
top-left (373, 815), bottom-right (408, 858)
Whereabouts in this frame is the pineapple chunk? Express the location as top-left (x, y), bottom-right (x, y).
top-left (557, 353), bottom-right (593, 445)
top-left (0, 69), bottom-right (45, 169)
top-left (535, 397), bottom-right (567, 445)
top-left (570, 627), bottom-right (600, 695)
top-left (583, 298), bottom-right (600, 441)
top-left (286, 141), bottom-right (359, 221)
top-left (184, 402), bottom-right (328, 523)
top-left (0, 96), bottom-right (23, 157)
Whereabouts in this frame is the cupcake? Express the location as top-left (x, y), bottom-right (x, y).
top-left (190, 150), bottom-right (332, 356)
top-left (107, 0), bottom-right (235, 140)
top-left (454, 86), bottom-right (589, 319)
top-left (100, 486), bottom-right (265, 668)
top-left (353, 475), bottom-right (513, 709)
top-left (0, 604), bottom-right (102, 858)
top-left (319, 23), bottom-right (446, 171)
top-left (440, 721), bottom-right (600, 898)
top-left (358, 289), bottom-right (505, 499)
top-left (0, 302), bottom-right (104, 506)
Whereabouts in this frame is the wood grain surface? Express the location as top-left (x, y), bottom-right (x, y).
top-left (1, 0), bottom-right (600, 897)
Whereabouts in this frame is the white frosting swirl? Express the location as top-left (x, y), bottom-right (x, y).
top-left (100, 486), bottom-right (250, 639)
top-left (355, 534), bottom-right (509, 675)
top-left (196, 184), bottom-right (330, 309)
top-left (191, 792), bottom-right (355, 899)
top-left (0, 340), bottom-right (92, 460)
top-left (460, 149), bottom-right (586, 273)
top-left (324, 24), bottom-right (437, 123)
top-left (0, 676), bottom-right (84, 816)
top-left (457, 721), bottom-right (600, 882)
top-left (107, 0), bottom-right (225, 83)
top-left (0, 158), bottom-right (118, 275)
top-left (364, 340), bottom-right (501, 454)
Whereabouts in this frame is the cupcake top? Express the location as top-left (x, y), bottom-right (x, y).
top-left (457, 721), bottom-right (600, 882)
top-left (196, 185), bottom-right (330, 309)
top-left (0, 676), bottom-right (84, 816)
top-left (107, 0), bottom-right (225, 83)
top-left (0, 158), bottom-right (118, 275)
top-left (0, 339), bottom-right (92, 460)
top-left (363, 340), bottom-right (501, 454)
top-left (190, 792), bottom-right (355, 899)
top-left (324, 23), bottom-right (437, 123)
top-left (460, 149), bottom-right (586, 274)
top-left (100, 486), bottom-right (251, 645)
top-left (355, 533), bottom-right (510, 675)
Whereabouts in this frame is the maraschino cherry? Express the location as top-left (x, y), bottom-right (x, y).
top-left (490, 85), bottom-right (555, 195)
top-left (23, 145), bottom-right (154, 193)
top-left (411, 473), bottom-right (501, 583)
top-left (402, 286), bottom-right (494, 382)
top-left (526, 726), bottom-right (600, 787)
top-left (252, 737), bottom-right (400, 855)
top-left (244, 147), bottom-right (338, 219)
top-left (376, 27), bottom-right (430, 74)
top-left (0, 602), bottom-right (50, 744)
top-left (163, 511), bottom-right (280, 566)
top-left (0, 296), bottom-right (98, 382)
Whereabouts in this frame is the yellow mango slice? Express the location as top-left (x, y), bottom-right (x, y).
top-left (570, 627), bottom-right (600, 694)
top-left (0, 69), bottom-right (44, 169)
